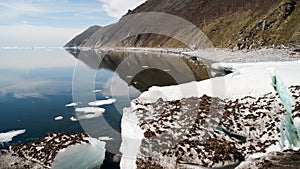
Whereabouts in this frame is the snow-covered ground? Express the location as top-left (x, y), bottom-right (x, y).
top-left (120, 48), bottom-right (300, 169)
top-left (138, 60), bottom-right (300, 102)
top-left (8, 132), bottom-right (106, 169)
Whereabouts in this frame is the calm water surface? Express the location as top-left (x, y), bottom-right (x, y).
top-left (0, 47), bottom-right (212, 168)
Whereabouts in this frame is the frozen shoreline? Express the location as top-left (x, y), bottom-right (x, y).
top-left (65, 46), bottom-right (300, 63)
top-left (120, 47), bottom-right (300, 169)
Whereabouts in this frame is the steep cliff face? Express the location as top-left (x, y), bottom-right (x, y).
top-left (65, 0), bottom-right (300, 49)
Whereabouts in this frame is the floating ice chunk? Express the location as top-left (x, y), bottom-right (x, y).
top-left (65, 102), bottom-right (77, 107)
top-left (75, 107), bottom-right (105, 113)
top-left (88, 98), bottom-right (117, 106)
top-left (75, 107), bottom-right (105, 120)
top-left (98, 136), bottom-right (113, 141)
top-left (52, 137), bottom-right (106, 169)
top-left (0, 129), bottom-right (26, 143)
top-left (54, 116), bottom-right (63, 121)
top-left (70, 116), bottom-right (78, 122)
top-left (92, 89), bottom-right (102, 93)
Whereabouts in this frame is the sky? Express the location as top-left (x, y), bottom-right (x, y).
top-left (0, 0), bottom-right (146, 47)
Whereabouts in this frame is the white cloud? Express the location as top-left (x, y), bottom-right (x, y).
top-left (0, 74), bottom-right (70, 99)
top-left (75, 107), bottom-right (106, 120)
top-left (0, 24), bottom-right (83, 47)
top-left (0, 0), bottom-right (103, 18)
top-left (99, 0), bottom-right (145, 18)
top-left (0, 80), bottom-right (50, 98)
top-left (0, 1), bottom-right (42, 13)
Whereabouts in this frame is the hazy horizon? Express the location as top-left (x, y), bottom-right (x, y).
top-left (0, 0), bottom-right (146, 47)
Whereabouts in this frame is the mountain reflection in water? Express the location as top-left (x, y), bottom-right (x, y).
top-left (67, 49), bottom-right (212, 92)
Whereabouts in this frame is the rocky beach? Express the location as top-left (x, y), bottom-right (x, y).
top-left (0, 132), bottom-right (106, 169)
top-left (1, 0), bottom-right (299, 168)
top-left (121, 84), bottom-right (300, 168)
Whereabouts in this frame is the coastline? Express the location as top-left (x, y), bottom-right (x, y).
top-left (119, 47), bottom-right (300, 169)
top-left (1, 47), bottom-right (300, 168)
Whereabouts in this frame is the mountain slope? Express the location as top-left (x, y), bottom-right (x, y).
top-left (64, 25), bottom-right (101, 47)
top-left (65, 0), bottom-right (300, 49)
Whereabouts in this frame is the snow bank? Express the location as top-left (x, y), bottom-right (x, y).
top-left (138, 60), bottom-right (300, 103)
top-left (52, 137), bottom-right (106, 169)
top-left (0, 129), bottom-right (26, 143)
top-left (88, 98), bottom-right (117, 106)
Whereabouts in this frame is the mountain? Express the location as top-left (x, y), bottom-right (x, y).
top-left (64, 25), bottom-right (101, 47)
top-left (65, 0), bottom-right (300, 49)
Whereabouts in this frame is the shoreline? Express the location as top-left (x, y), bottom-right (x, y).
top-left (1, 47), bottom-right (300, 168)
top-left (119, 47), bottom-right (300, 169)
top-left (64, 46), bottom-right (300, 63)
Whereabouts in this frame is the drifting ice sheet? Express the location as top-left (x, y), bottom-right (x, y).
top-left (92, 89), bottom-right (102, 93)
top-left (70, 116), bottom-right (78, 122)
top-left (88, 98), bottom-right (117, 106)
top-left (54, 116), bottom-right (63, 121)
top-left (65, 102), bottom-right (78, 107)
top-left (0, 129), bottom-right (26, 143)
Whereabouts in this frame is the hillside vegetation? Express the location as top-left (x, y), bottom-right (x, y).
top-left (66, 0), bottom-right (300, 49)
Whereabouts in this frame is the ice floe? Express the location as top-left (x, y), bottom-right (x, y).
top-left (0, 129), bottom-right (26, 143)
top-left (70, 116), bottom-right (78, 122)
top-left (54, 116), bottom-right (63, 121)
top-left (88, 98), bottom-right (117, 106)
top-left (98, 136), bottom-right (113, 141)
top-left (92, 89), bottom-right (102, 93)
top-left (65, 102), bottom-right (77, 107)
